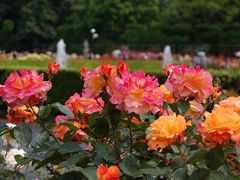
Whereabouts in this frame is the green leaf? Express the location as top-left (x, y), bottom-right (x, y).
top-left (89, 116), bottom-right (109, 137)
top-left (140, 114), bottom-right (156, 122)
top-left (109, 108), bottom-right (122, 128)
top-left (61, 122), bottom-right (78, 131)
top-left (79, 166), bottom-right (98, 180)
top-left (95, 144), bottom-right (117, 163)
top-left (119, 155), bottom-right (143, 177)
top-left (14, 155), bottom-right (24, 163)
top-left (59, 142), bottom-right (82, 154)
top-left (188, 169), bottom-right (209, 180)
top-left (0, 123), bottom-right (9, 136)
top-left (51, 102), bottom-right (74, 118)
top-left (38, 105), bottom-right (52, 119)
top-left (188, 149), bottom-right (207, 163)
top-left (141, 160), bottom-right (158, 168)
top-left (171, 145), bottom-right (180, 153)
top-left (59, 171), bottom-right (85, 180)
top-left (63, 129), bottom-right (76, 142)
top-left (13, 124), bottom-right (32, 146)
top-left (163, 101), bottom-right (168, 109)
top-left (0, 124), bottom-right (8, 134)
top-left (58, 152), bottom-right (88, 168)
top-left (172, 167), bottom-right (188, 180)
top-left (206, 146), bottom-right (224, 170)
top-left (169, 102), bottom-right (180, 115)
top-left (207, 172), bottom-right (231, 180)
top-left (236, 148), bottom-right (240, 163)
top-left (142, 167), bottom-right (169, 176)
top-left (178, 100), bottom-right (190, 114)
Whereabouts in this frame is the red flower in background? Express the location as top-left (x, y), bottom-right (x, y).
top-left (48, 61), bottom-right (60, 75)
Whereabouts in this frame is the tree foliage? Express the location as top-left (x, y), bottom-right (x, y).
top-left (1, 0), bottom-right (240, 52)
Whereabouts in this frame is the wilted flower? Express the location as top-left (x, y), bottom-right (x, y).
top-left (110, 71), bottom-right (163, 114)
top-left (47, 61), bottom-right (60, 75)
top-left (217, 96), bottom-right (240, 115)
top-left (6, 106), bottom-right (38, 124)
top-left (65, 93), bottom-right (104, 119)
top-left (52, 115), bottom-right (88, 143)
top-left (1, 148), bottom-right (26, 171)
top-left (146, 114), bottom-right (188, 151)
top-left (96, 164), bottom-right (120, 180)
top-left (198, 107), bottom-right (240, 148)
top-left (165, 64), bottom-right (213, 103)
top-left (0, 70), bottom-right (52, 107)
top-left (185, 101), bottom-right (203, 119)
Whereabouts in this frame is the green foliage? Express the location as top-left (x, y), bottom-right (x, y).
top-left (0, 63), bottom-right (240, 179)
top-left (13, 124), bottom-right (32, 146)
top-left (206, 146), bottom-right (224, 170)
top-left (89, 115), bottom-right (110, 137)
top-left (119, 155), bottom-right (143, 177)
top-left (1, 0), bottom-right (240, 52)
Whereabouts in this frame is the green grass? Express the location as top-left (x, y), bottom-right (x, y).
top-left (0, 59), bottom-right (164, 73)
top-left (0, 59), bottom-right (239, 75)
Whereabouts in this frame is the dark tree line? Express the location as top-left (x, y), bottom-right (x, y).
top-left (1, 0), bottom-right (240, 53)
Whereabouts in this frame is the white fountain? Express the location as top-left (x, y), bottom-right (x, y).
top-left (163, 45), bottom-right (173, 68)
top-left (56, 39), bottom-right (68, 69)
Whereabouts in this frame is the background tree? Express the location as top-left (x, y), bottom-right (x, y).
top-left (1, 0), bottom-right (240, 53)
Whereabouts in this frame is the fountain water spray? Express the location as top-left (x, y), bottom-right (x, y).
top-left (56, 39), bottom-right (68, 69)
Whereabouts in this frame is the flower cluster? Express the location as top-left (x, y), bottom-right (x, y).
top-left (1, 61), bottom-right (240, 179)
top-left (65, 93), bottom-right (104, 119)
top-left (80, 60), bottom-right (129, 98)
top-left (0, 70), bottom-right (52, 107)
top-left (52, 115), bottom-right (88, 143)
top-left (6, 106), bottom-right (38, 124)
top-left (81, 61), bottom-right (164, 115)
top-left (110, 71), bottom-right (163, 114)
top-left (165, 64), bottom-right (213, 103)
top-left (1, 148), bottom-right (26, 171)
top-left (52, 92), bottom-right (104, 143)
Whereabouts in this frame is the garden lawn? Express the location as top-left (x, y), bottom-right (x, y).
top-left (0, 59), bottom-right (239, 75)
top-left (0, 59), bottom-right (165, 73)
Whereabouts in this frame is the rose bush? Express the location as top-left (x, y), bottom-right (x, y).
top-left (0, 61), bottom-right (239, 179)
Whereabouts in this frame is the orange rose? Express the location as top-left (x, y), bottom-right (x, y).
top-left (7, 106), bottom-right (38, 124)
top-left (146, 114), bottom-right (188, 151)
top-left (198, 107), bottom-right (240, 148)
top-left (96, 164), bottom-right (120, 180)
top-left (159, 85), bottom-right (174, 103)
top-left (218, 96), bottom-right (240, 115)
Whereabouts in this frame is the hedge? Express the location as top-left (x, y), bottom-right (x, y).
top-left (0, 69), bottom-right (239, 106)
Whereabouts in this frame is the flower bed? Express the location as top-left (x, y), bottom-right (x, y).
top-left (0, 61), bottom-right (239, 179)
